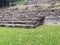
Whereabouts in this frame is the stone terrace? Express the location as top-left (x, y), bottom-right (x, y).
top-left (0, 5), bottom-right (45, 28)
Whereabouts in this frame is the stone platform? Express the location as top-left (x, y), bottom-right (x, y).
top-left (0, 6), bottom-right (45, 28)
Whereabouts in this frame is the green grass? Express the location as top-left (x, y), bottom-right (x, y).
top-left (0, 25), bottom-right (60, 45)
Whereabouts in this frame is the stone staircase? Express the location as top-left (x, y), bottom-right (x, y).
top-left (0, 7), bottom-right (45, 28)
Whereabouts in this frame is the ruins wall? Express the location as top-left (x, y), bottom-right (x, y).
top-left (44, 17), bottom-right (60, 25)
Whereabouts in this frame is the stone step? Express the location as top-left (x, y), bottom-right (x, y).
top-left (0, 24), bottom-right (37, 28)
top-left (20, 18), bottom-right (41, 21)
top-left (0, 20), bottom-right (37, 24)
top-left (0, 17), bottom-right (42, 21)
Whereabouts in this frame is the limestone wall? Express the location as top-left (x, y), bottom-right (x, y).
top-left (44, 18), bottom-right (60, 25)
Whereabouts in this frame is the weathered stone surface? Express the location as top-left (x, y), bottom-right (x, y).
top-left (0, 6), bottom-right (45, 28)
top-left (0, 1), bottom-right (60, 28)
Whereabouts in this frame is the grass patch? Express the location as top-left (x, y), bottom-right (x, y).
top-left (0, 25), bottom-right (60, 45)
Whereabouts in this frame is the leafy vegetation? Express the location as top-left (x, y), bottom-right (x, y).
top-left (0, 25), bottom-right (60, 45)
